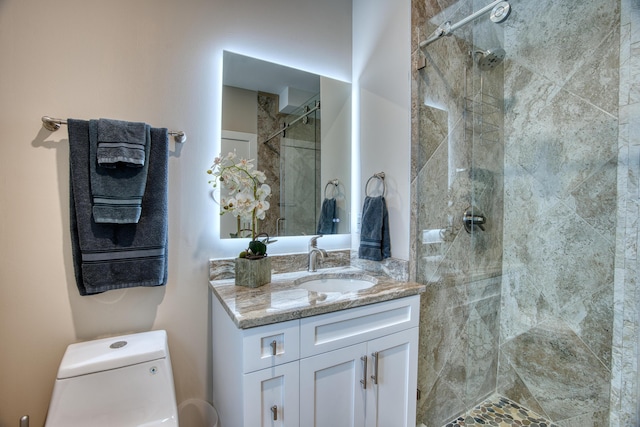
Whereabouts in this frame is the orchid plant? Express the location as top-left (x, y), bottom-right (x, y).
top-left (207, 151), bottom-right (272, 257)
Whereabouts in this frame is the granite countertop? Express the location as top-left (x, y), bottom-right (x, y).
top-left (209, 266), bottom-right (426, 329)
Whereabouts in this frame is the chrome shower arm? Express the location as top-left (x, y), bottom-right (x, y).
top-left (420, 0), bottom-right (510, 48)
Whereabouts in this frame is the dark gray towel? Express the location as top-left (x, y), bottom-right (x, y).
top-left (97, 118), bottom-right (147, 167)
top-left (317, 198), bottom-right (337, 234)
top-left (90, 120), bottom-right (150, 223)
top-left (68, 119), bottom-right (168, 296)
top-left (358, 196), bottom-right (391, 261)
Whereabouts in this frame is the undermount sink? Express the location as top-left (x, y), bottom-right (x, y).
top-left (295, 274), bottom-right (377, 293)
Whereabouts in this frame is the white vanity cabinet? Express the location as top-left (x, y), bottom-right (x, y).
top-left (299, 296), bottom-right (419, 427)
top-left (211, 294), bottom-right (420, 427)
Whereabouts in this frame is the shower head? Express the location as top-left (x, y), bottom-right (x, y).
top-left (473, 48), bottom-right (506, 71)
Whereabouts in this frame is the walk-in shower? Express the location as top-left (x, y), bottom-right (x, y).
top-left (414, 0), bottom-right (628, 425)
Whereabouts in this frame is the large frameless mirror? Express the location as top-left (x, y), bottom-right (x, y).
top-left (219, 51), bottom-right (351, 239)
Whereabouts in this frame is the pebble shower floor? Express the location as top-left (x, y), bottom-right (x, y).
top-left (443, 395), bottom-right (558, 427)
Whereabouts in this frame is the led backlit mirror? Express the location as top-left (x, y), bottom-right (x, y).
top-left (220, 51), bottom-right (351, 239)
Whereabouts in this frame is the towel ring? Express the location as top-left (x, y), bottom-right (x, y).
top-left (365, 172), bottom-right (386, 197)
top-left (324, 179), bottom-right (339, 199)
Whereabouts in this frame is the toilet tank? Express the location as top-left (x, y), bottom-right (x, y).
top-left (45, 330), bottom-right (178, 427)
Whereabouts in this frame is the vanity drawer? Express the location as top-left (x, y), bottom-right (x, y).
top-left (300, 295), bottom-right (420, 358)
top-left (242, 319), bottom-right (300, 373)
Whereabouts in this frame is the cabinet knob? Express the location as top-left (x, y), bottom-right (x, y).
top-left (271, 405), bottom-right (278, 421)
top-left (270, 340), bottom-right (277, 356)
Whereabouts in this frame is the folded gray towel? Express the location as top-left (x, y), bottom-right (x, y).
top-left (317, 198), bottom-right (337, 234)
top-left (90, 120), bottom-right (150, 223)
top-left (68, 119), bottom-right (169, 295)
top-left (358, 196), bottom-right (391, 261)
top-left (97, 118), bottom-right (147, 167)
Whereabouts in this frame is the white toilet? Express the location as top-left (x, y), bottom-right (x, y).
top-left (45, 330), bottom-right (178, 427)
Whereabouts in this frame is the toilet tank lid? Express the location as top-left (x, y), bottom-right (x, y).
top-left (57, 330), bottom-right (169, 379)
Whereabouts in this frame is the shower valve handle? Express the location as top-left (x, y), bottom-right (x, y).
top-left (463, 207), bottom-right (486, 233)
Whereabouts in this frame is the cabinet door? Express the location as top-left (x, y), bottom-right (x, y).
top-left (365, 328), bottom-right (418, 427)
top-left (300, 343), bottom-right (367, 427)
top-left (243, 360), bottom-right (300, 427)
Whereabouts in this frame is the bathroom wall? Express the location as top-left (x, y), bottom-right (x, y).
top-left (0, 0), bottom-right (352, 425)
top-left (353, 0), bottom-right (412, 268)
top-left (320, 77), bottom-right (352, 236)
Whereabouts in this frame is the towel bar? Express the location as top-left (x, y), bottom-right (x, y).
top-left (365, 172), bottom-right (386, 197)
top-left (41, 116), bottom-right (187, 144)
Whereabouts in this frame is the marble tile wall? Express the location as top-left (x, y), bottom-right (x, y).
top-left (411, 0), bottom-right (638, 426)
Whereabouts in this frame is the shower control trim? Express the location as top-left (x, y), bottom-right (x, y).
top-left (463, 206), bottom-right (487, 233)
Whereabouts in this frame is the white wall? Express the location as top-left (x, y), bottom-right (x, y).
top-left (352, 0), bottom-right (411, 260)
top-left (221, 86), bottom-right (258, 134)
top-left (321, 77), bottom-right (352, 235)
top-left (0, 0), bottom-right (351, 425)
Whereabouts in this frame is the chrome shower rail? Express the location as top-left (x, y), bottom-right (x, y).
top-left (41, 116), bottom-right (187, 144)
top-left (419, 0), bottom-right (510, 49)
top-left (261, 101), bottom-right (320, 145)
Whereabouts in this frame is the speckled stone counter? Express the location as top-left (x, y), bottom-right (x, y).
top-left (209, 266), bottom-right (425, 329)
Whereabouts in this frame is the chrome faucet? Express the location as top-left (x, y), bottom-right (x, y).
top-left (308, 235), bottom-right (327, 272)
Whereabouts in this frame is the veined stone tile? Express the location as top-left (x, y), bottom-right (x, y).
top-left (504, 62), bottom-right (562, 135)
top-left (507, 87), bottom-right (618, 202)
top-left (567, 156), bottom-right (617, 241)
top-left (564, 26), bottom-right (620, 116)
top-left (416, 116), bottom-right (449, 230)
top-left (496, 351), bottom-right (549, 418)
top-left (517, 202), bottom-right (614, 313)
top-left (499, 267), bottom-right (553, 343)
top-left (418, 103), bottom-right (449, 170)
top-left (419, 376), bottom-right (465, 427)
top-left (503, 0), bottom-right (619, 89)
top-left (629, 103), bottom-right (640, 145)
top-left (501, 322), bottom-right (611, 422)
top-left (418, 279), bottom-right (469, 396)
top-left (464, 299), bottom-right (500, 405)
top-left (619, 24), bottom-right (631, 105)
top-left (630, 42), bottom-right (640, 104)
top-left (545, 409), bottom-right (609, 427)
top-left (502, 157), bottom-right (559, 228)
top-left (561, 283), bottom-right (614, 368)
top-left (467, 275), bottom-right (501, 304)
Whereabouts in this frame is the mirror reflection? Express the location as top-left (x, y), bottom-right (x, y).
top-left (220, 51), bottom-right (351, 239)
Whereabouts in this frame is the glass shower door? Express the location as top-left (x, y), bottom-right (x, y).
top-left (278, 96), bottom-right (321, 236)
